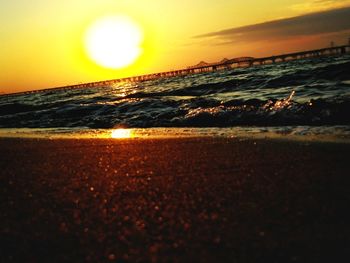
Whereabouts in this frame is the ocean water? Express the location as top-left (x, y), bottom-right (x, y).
top-left (1, 55), bottom-right (350, 140)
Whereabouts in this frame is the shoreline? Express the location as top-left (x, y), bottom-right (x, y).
top-left (1, 136), bottom-right (350, 262)
top-left (1, 126), bottom-right (350, 143)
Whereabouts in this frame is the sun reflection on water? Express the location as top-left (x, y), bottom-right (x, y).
top-left (111, 129), bottom-right (134, 139)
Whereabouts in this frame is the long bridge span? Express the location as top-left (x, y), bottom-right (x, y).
top-left (3, 44), bottom-right (350, 96)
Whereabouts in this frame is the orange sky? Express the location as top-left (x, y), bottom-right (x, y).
top-left (1, 0), bottom-right (350, 94)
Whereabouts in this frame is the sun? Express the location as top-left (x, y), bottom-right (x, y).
top-left (84, 15), bottom-right (143, 69)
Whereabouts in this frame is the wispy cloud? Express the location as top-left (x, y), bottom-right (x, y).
top-left (195, 6), bottom-right (350, 45)
top-left (290, 0), bottom-right (350, 12)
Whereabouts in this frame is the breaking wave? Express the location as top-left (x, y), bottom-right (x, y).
top-left (1, 55), bottom-right (350, 129)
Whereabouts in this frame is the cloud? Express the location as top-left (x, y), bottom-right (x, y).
top-left (290, 0), bottom-right (350, 12)
top-left (195, 6), bottom-right (350, 44)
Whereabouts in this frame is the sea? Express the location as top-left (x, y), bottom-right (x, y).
top-left (1, 55), bottom-right (350, 141)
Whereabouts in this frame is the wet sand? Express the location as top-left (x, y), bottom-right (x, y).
top-left (0, 137), bottom-right (350, 262)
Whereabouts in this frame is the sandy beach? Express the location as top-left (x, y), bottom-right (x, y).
top-left (1, 137), bottom-right (350, 262)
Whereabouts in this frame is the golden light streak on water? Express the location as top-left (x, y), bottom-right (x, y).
top-left (111, 128), bottom-right (134, 139)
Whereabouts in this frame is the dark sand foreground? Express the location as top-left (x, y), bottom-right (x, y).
top-left (1, 137), bottom-right (350, 262)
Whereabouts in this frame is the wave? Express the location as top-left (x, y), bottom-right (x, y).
top-left (1, 55), bottom-right (349, 129)
top-left (1, 91), bottom-right (349, 128)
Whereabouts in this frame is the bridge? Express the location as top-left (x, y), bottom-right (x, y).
top-left (3, 44), bottom-right (350, 96)
top-left (49, 44), bottom-right (350, 89)
top-left (185, 45), bottom-right (350, 72)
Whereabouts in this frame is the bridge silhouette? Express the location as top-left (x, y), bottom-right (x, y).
top-left (3, 44), bottom-right (350, 96)
top-left (51, 44), bottom-right (350, 89)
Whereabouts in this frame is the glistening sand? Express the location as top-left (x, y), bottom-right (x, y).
top-left (1, 137), bottom-right (350, 262)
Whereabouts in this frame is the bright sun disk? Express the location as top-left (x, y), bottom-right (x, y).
top-left (85, 15), bottom-right (143, 69)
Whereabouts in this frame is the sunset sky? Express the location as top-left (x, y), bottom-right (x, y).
top-left (1, 0), bottom-right (350, 93)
